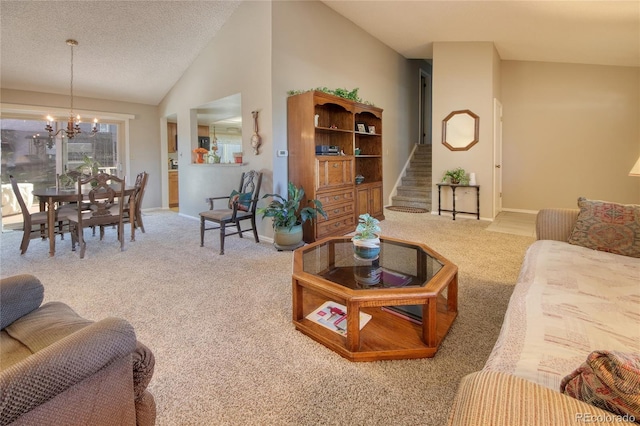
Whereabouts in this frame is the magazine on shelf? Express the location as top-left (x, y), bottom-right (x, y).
top-left (306, 301), bottom-right (372, 336)
top-left (381, 305), bottom-right (423, 325)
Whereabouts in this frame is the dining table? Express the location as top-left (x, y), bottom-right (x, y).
top-left (32, 186), bottom-right (136, 257)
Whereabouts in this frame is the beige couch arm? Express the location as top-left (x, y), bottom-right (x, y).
top-left (0, 317), bottom-right (136, 424)
top-left (535, 208), bottom-right (579, 242)
top-left (447, 371), bottom-right (636, 425)
top-left (0, 274), bottom-right (44, 329)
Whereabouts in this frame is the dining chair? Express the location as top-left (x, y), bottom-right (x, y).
top-left (9, 176), bottom-right (66, 254)
top-left (123, 171), bottom-right (149, 233)
top-left (199, 170), bottom-right (262, 255)
top-left (67, 173), bottom-right (126, 259)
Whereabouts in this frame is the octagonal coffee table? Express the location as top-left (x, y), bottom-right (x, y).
top-left (292, 236), bottom-right (458, 361)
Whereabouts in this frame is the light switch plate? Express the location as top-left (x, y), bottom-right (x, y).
top-left (277, 150), bottom-right (288, 157)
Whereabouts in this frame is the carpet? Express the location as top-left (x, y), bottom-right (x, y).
top-left (385, 206), bottom-right (429, 213)
top-left (0, 209), bottom-right (535, 425)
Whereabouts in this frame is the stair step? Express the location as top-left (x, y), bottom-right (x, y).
top-left (401, 176), bottom-right (431, 187)
top-left (391, 196), bottom-right (431, 209)
top-left (396, 186), bottom-right (432, 198)
top-left (405, 169), bottom-right (431, 178)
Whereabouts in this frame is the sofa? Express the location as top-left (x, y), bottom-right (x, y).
top-left (0, 274), bottom-right (156, 425)
top-left (448, 203), bottom-right (640, 425)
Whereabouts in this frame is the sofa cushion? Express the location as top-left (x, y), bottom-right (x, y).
top-left (1, 274), bottom-right (44, 329)
top-left (568, 197), bottom-right (640, 258)
top-left (560, 350), bottom-right (640, 420)
top-left (484, 240), bottom-right (640, 391)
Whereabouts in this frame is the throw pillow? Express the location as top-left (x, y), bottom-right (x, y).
top-left (228, 190), bottom-right (252, 212)
top-left (567, 197), bottom-right (640, 258)
top-left (560, 350), bottom-right (640, 420)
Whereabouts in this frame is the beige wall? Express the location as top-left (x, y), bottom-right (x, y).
top-left (0, 88), bottom-right (161, 208)
top-left (271, 0), bottom-right (415, 208)
top-left (501, 61), bottom-right (640, 209)
top-left (432, 42), bottom-right (499, 219)
top-left (158, 0), bottom-right (274, 236)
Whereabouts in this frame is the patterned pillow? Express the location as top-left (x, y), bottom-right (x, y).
top-left (560, 350), bottom-right (640, 419)
top-left (228, 190), bottom-right (252, 212)
top-left (567, 197), bottom-right (640, 258)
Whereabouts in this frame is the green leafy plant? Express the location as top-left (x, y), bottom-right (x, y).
top-left (258, 182), bottom-right (328, 230)
top-left (442, 167), bottom-right (469, 185)
top-left (352, 213), bottom-right (381, 240)
top-left (58, 155), bottom-right (102, 188)
top-left (287, 87), bottom-right (374, 106)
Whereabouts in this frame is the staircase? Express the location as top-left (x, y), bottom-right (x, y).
top-left (390, 144), bottom-right (432, 210)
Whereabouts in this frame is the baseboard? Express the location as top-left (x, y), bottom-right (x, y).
top-left (501, 208), bottom-right (539, 215)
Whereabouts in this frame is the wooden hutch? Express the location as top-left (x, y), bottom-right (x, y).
top-left (287, 91), bottom-right (384, 243)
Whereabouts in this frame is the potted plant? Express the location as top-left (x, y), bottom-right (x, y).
top-left (442, 167), bottom-right (469, 185)
top-left (58, 155), bottom-right (102, 189)
top-left (352, 213), bottom-right (381, 260)
top-left (258, 182), bottom-right (327, 249)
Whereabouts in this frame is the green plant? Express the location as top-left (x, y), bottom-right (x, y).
top-left (287, 87), bottom-right (375, 106)
top-left (353, 213), bottom-right (381, 240)
top-left (58, 155), bottom-right (102, 188)
top-left (258, 182), bottom-right (327, 230)
top-left (442, 167), bottom-right (469, 185)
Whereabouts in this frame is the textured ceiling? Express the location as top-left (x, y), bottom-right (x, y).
top-left (1, 1), bottom-right (638, 108)
top-left (0, 0), bottom-right (241, 105)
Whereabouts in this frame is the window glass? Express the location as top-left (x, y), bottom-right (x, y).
top-left (1, 118), bottom-right (119, 190)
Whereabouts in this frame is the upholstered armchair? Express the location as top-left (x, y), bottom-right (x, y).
top-left (0, 274), bottom-right (156, 425)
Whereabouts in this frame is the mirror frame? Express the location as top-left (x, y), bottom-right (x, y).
top-left (442, 109), bottom-right (480, 151)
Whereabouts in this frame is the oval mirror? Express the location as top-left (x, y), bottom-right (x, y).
top-left (442, 109), bottom-right (479, 151)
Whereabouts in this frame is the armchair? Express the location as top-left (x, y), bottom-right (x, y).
top-left (0, 274), bottom-right (155, 425)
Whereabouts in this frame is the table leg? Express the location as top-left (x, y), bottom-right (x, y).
top-left (451, 186), bottom-right (457, 220)
top-left (422, 299), bottom-right (438, 347)
top-left (476, 186), bottom-right (480, 220)
top-left (437, 185), bottom-right (442, 216)
top-left (46, 198), bottom-right (56, 257)
top-left (346, 301), bottom-right (360, 352)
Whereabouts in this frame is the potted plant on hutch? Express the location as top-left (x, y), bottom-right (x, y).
top-left (352, 213), bottom-right (382, 260)
top-left (258, 182), bottom-right (327, 250)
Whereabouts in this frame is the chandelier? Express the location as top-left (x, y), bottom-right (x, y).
top-left (45, 39), bottom-right (98, 139)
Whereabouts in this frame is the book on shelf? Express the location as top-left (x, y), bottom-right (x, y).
top-left (381, 305), bottom-right (422, 325)
top-left (306, 301), bottom-right (372, 336)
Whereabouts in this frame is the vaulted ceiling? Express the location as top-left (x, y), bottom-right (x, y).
top-left (1, 1), bottom-right (637, 106)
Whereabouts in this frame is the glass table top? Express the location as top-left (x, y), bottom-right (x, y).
top-left (301, 237), bottom-right (443, 290)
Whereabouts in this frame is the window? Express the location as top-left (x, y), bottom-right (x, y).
top-left (1, 117), bottom-right (121, 191)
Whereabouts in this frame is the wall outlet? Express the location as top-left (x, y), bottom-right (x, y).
top-left (277, 149), bottom-right (288, 157)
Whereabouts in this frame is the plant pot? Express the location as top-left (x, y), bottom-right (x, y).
top-left (352, 236), bottom-right (381, 260)
top-left (274, 223), bottom-right (303, 249)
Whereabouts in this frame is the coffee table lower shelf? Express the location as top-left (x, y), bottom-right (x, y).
top-left (293, 291), bottom-right (457, 362)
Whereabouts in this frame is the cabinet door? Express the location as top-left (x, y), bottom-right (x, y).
top-left (355, 183), bottom-right (383, 219)
top-left (168, 122), bottom-right (177, 153)
top-left (316, 157), bottom-right (353, 191)
top-left (369, 183), bottom-right (384, 218)
top-left (169, 173), bottom-right (179, 207)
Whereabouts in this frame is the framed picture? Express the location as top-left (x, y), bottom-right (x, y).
top-left (368, 126), bottom-right (376, 134)
top-left (356, 122), bottom-right (366, 133)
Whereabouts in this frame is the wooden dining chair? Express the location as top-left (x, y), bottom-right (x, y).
top-left (122, 171), bottom-right (148, 233)
top-left (9, 176), bottom-right (66, 254)
top-left (199, 170), bottom-right (262, 255)
top-left (67, 173), bottom-right (126, 259)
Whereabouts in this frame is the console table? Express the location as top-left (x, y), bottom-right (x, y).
top-left (436, 183), bottom-right (480, 220)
